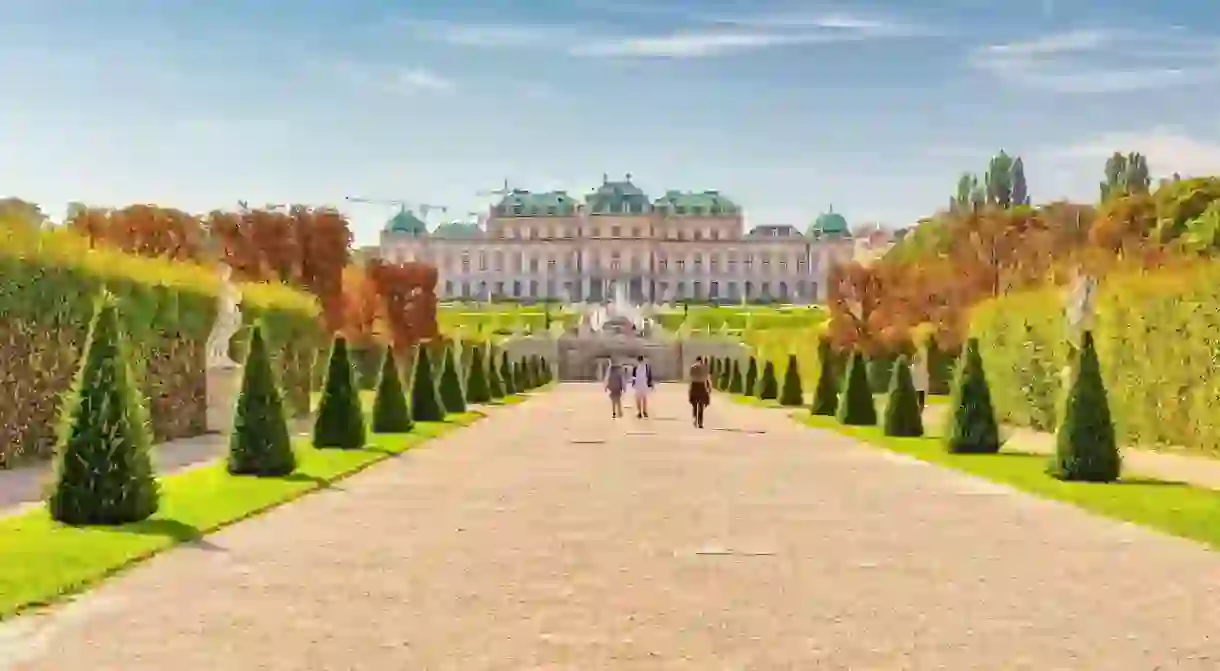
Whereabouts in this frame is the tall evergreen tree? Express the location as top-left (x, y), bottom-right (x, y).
top-left (371, 345), bottom-right (412, 433)
top-left (465, 344), bottom-right (492, 403)
top-left (720, 357), bottom-right (732, 390)
top-left (943, 337), bottom-right (1001, 454)
top-left (811, 337), bottom-right (839, 416)
top-left (758, 360), bottom-right (779, 400)
top-left (835, 350), bottom-right (877, 426)
top-left (500, 351), bottom-right (516, 394)
top-left (411, 344), bottom-right (447, 421)
top-left (488, 346), bottom-right (505, 398)
top-left (1050, 332), bottom-right (1121, 482)
top-left (1011, 157), bottom-right (1030, 206)
top-left (882, 355), bottom-right (924, 437)
top-left (744, 357), bottom-right (759, 396)
top-left (779, 353), bottom-right (804, 406)
top-left (985, 150), bottom-right (1015, 208)
top-left (313, 335), bottom-right (367, 450)
top-left (48, 294), bottom-right (159, 525)
top-left (729, 359), bottom-right (744, 393)
top-left (438, 345), bottom-right (468, 414)
top-left (228, 323), bottom-right (297, 475)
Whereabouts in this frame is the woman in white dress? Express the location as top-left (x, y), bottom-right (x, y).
top-left (631, 355), bottom-right (652, 419)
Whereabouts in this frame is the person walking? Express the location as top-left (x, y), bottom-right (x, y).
top-left (605, 361), bottom-right (626, 418)
top-left (912, 347), bottom-right (929, 412)
top-left (631, 355), bottom-right (653, 419)
top-left (688, 356), bottom-right (712, 428)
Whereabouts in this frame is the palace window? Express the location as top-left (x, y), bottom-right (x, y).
top-left (711, 229), bottom-right (720, 240)
top-left (779, 257), bottom-right (788, 272)
top-left (494, 252), bottom-right (504, 271)
top-left (693, 230), bottom-right (702, 241)
top-left (611, 252), bottom-right (621, 271)
top-left (744, 255), bottom-right (753, 271)
top-left (592, 227), bottom-right (601, 237)
top-left (694, 253), bottom-right (703, 271)
top-left (513, 252), bottom-right (523, 272)
top-left (461, 254), bottom-right (470, 272)
top-left (632, 227), bottom-right (640, 237)
top-left (529, 256), bottom-right (539, 272)
top-left (677, 258), bottom-right (685, 272)
top-left (761, 253), bottom-right (771, 270)
top-left (675, 206), bottom-right (686, 215)
top-left (548, 257), bottom-right (557, 272)
top-left (797, 257), bottom-right (807, 272)
top-left (612, 226), bottom-right (621, 237)
top-left (478, 253), bottom-right (487, 271)
top-left (631, 255), bottom-right (641, 271)
top-left (658, 256), bottom-right (668, 271)
top-left (710, 254), bottom-right (720, 272)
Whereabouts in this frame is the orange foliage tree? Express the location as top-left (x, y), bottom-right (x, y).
top-left (365, 259), bottom-right (439, 351)
top-left (340, 264), bottom-right (383, 346)
top-left (66, 204), bottom-right (205, 261)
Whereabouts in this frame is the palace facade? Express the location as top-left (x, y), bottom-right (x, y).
top-left (377, 174), bottom-right (855, 304)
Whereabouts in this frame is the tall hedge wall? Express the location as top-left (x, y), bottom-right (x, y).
top-left (0, 224), bottom-right (321, 465)
top-left (971, 263), bottom-right (1220, 453)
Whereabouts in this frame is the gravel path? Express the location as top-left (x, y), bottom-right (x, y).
top-left (4, 384), bottom-right (1220, 670)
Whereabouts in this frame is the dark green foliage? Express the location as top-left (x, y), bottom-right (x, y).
top-left (465, 345), bottom-right (492, 403)
top-left (882, 355), bottom-right (924, 437)
top-left (313, 335), bottom-right (367, 450)
top-left (521, 357), bottom-right (534, 390)
top-left (411, 345), bottom-right (447, 422)
top-left (227, 324), bottom-right (297, 475)
top-left (371, 346), bottom-right (412, 433)
top-left (488, 347), bottom-right (505, 398)
top-left (718, 358), bottom-right (732, 390)
top-left (48, 295), bottom-right (160, 525)
top-left (811, 338), bottom-right (839, 416)
top-left (779, 354), bottom-right (803, 406)
top-left (729, 359), bottom-right (744, 393)
top-left (943, 337), bottom-right (1001, 454)
top-left (514, 359), bottom-right (527, 390)
top-left (438, 346), bottom-right (468, 414)
top-left (758, 361), bottom-right (779, 400)
top-left (867, 356), bottom-right (895, 393)
top-left (744, 357), bottom-right (759, 396)
top-left (500, 352), bottom-right (516, 395)
top-left (1049, 332), bottom-right (1121, 482)
top-left (835, 350), bottom-right (877, 426)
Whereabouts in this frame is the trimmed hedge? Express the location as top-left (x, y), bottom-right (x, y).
top-left (835, 350), bottom-right (876, 426)
top-left (227, 323), bottom-right (296, 476)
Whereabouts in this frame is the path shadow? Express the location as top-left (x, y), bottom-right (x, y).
top-left (117, 518), bottom-right (207, 543)
top-left (281, 473), bottom-right (344, 491)
top-left (712, 428), bottom-right (768, 435)
top-left (1116, 476), bottom-right (1188, 487)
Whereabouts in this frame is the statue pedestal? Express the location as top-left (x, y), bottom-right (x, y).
top-left (206, 366), bottom-right (242, 433)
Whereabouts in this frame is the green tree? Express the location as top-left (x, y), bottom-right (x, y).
top-left (1011, 156), bottom-right (1030, 206)
top-left (500, 351), bottom-right (516, 394)
top-left (411, 344), bottom-right (447, 422)
top-left (439, 345), bottom-right (468, 414)
top-left (942, 337), bottom-right (1001, 454)
top-left (779, 354), bottom-right (803, 406)
top-left (882, 355), bottom-right (924, 437)
top-left (835, 350), bottom-right (877, 426)
top-left (48, 294), bottom-right (159, 525)
top-left (514, 359), bottom-right (527, 391)
top-left (371, 345), bottom-right (412, 433)
top-left (488, 346), bottom-right (505, 398)
top-left (465, 344), bottom-right (492, 403)
top-left (729, 359), bottom-right (744, 393)
top-left (985, 150), bottom-right (1015, 208)
top-left (228, 323), bottom-right (297, 475)
top-left (758, 360), bottom-right (779, 400)
top-left (1101, 151), bottom-right (1152, 200)
top-left (810, 338), bottom-right (839, 416)
top-left (313, 335), bottom-right (367, 449)
top-left (744, 357), bottom-right (759, 396)
top-left (1049, 332), bottom-right (1121, 482)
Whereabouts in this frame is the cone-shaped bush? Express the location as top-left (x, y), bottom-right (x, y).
top-left (439, 345), bottom-right (468, 414)
top-left (718, 358), bottom-right (731, 390)
top-left (1050, 332), bottom-right (1121, 482)
top-left (500, 352), bottom-right (516, 395)
top-left (744, 357), bottom-right (758, 396)
top-left (514, 359), bottom-right (527, 391)
top-left (542, 356), bottom-right (552, 383)
top-left (729, 359), bottom-right (744, 393)
top-left (313, 335), bottom-right (367, 449)
top-left (411, 345), bottom-right (447, 421)
top-left (758, 361), bottom-right (779, 400)
top-left (835, 350), bottom-right (877, 426)
top-left (465, 345), bottom-right (492, 403)
top-left (521, 357), bottom-right (534, 390)
top-left (488, 347), bottom-right (505, 398)
top-left (779, 354), bottom-right (804, 406)
top-left (882, 355), bottom-right (924, 437)
top-left (371, 345), bottom-right (412, 433)
top-left (48, 294), bottom-right (160, 525)
top-left (942, 337), bottom-right (1001, 454)
top-left (811, 338), bottom-right (839, 416)
top-left (228, 324), bottom-right (297, 475)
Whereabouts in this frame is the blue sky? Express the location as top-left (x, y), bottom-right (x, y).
top-left (4, 0), bottom-right (1220, 245)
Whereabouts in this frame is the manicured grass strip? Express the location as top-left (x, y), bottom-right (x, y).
top-left (0, 413), bottom-right (481, 620)
top-left (731, 393), bottom-right (949, 410)
top-left (796, 414), bottom-right (1220, 550)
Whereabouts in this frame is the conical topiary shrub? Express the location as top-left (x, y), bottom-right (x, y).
top-left (1050, 331), bottom-right (1121, 482)
top-left (758, 361), bottom-right (779, 400)
top-left (744, 357), bottom-right (759, 396)
top-left (943, 337), bottom-right (1001, 454)
top-left (411, 344), bottom-right (447, 422)
top-left (439, 345), bottom-right (468, 414)
top-left (811, 337), bottom-right (839, 416)
top-left (500, 352), bottom-right (516, 395)
top-left (228, 323), bottom-right (297, 475)
top-left (514, 359), bottom-right (527, 391)
top-left (835, 350), bottom-right (877, 426)
top-left (313, 335), bottom-right (366, 449)
top-left (488, 347), bottom-right (505, 399)
top-left (729, 359), bottom-right (744, 393)
top-left (48, 294), bottom-right (160, 525)
top-left (371, 346), bottom-right (413, 433)
top-left (882, 355), bottom-right (924, 437)
top-left (465, 344), bottom-right (492, 403)
top-left (779, 354), bottom-right (804, 406)
top-left (718, 358), bottom-right (731, 390)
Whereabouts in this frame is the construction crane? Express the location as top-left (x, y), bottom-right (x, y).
top-left (344, 196), bottom-right (448, 221)
top-left (476, 178), bottom-right (514, 198)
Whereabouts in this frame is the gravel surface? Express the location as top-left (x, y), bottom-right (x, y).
top-left (4, 384), bottom-right (1220, 670)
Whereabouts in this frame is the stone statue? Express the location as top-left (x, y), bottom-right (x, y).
top-left (206, 263), bottom-right (243, 369)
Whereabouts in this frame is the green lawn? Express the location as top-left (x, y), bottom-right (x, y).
top-left (0, 412), bottom-right (483, 620)
top-left (729, 392), bottom-right (949, 409)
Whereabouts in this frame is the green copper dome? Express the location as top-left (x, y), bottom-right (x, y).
top-left (384, 208), bottom-right (429, 237)
top-left (586, 173), bottom-right (651, 215)
top-left (433, 221), bottom-right (484, 238)
top-left (653, 189), bottom-right (738, 216)
top-left (808, 206), bottom-right (851, 239)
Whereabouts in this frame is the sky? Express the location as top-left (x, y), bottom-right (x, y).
top-left (4, 0), bottom-right (1220, 245)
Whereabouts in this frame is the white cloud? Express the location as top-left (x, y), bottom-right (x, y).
top-left (398, 68), bottom-right (454, 91)
top-left (396, 19), bottom-right (563, 48)
top-left (320, 59), bottom-right (456, 94)
top-left (1045, 128), bottom-right (1220, 177)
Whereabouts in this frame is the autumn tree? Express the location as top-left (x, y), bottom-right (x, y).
top-left (1100, 151), bottom-right (1151, 201)
top-left (366, 259), bottom-right (439, 351)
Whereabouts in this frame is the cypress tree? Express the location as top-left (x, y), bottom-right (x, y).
top-left (779, 353), bottom-right (804, 406)
top-left (439, 345), bottom-right (468, 414)
top-left (500, 351), bottom-right (516, 394)
top-left (729, 359), bottom-right (744, 393)
top-left (744, 357), bottom-right (759, 396)
top-left (943, 337), bottom-right (1001, 454)
top-left (48, 294), bottom-right (159, 525)
top-left (882, 355), bottom-right (924, 437)
top-left (465, 344), bottom-right (492, 403)
top-left (228, 323), bottom-right (297, 475)
top-left (411, 344), bottom-right (447, 421)
top-left (313, 334), bottom-right (366, 450)
top-left (1049, 331), bottom-right (1121, 482)
top-left (371, 345), bottom-right (412, 433)
top-left (488, 346), bottom-right (505, 398)
top-left (758, 361), bottom-right (779, 400)
top-left (811, 337), bottom-right (839, 416)
top-left (718, 358), bottom-right (732, 390)
top-left (835, 350), bottom-right (877, 426)
top-left (514, 359), bottom-right (527, 391)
